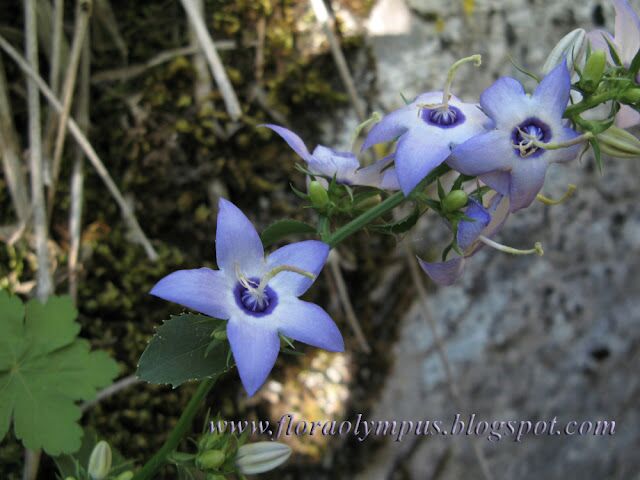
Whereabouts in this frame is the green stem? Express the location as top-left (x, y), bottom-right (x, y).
top-left (325, 164), bottom-right (450, 247)
top-left (132, 377), bottom-right (217, 480)
top-left (564, 90), bottom-right (620, 118)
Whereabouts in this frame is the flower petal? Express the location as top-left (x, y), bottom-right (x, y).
top-left (261, 124), bottom-right (313, 163)
top-left (457, 199), bottom-right (491, 252)
top-left (509, 160), bottom-right (548, 212)
top-left (150, 268), bottom-right (231, 319)
top-left (616, 105), bottom-right (640, 128)
top-left (448, 130), bottom-right (515, 176)
top-left (273, 297), bottom-right (344, 352)
top-left (227, 318), bottom-right (280, 396)
top-left (266, 240), bottom-right (329, 297)
top-left (354, 155), bottom-right (400, 189)
top-left (548, 127), bottom-right (581, 163)
top-left (309, 145), bottom-right (360, 182)
top-left (533, 61), bottom-right (571, 119)
top-left (396, 132), bottom-right (451, 195)
top-left (417, 256), bottom-right (466, 286)
top-left (480, 77), bottom-right (529, 128)
top-left (361, 107), bottom-right (414, 151)
top-left (479, 171), bottom-right (510, 196)
top-left (613, 0), bottom-right (640, 62)
top-left (216, 199), bottom-right (265, 277)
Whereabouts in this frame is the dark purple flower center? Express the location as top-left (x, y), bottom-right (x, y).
top-left (234, 278), bottom-right (278, 317)
top-left (511, 117), bottom-right (552, 158)
top-left (420, 105), bottom-right (465, 129)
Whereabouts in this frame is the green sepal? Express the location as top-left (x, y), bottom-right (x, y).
top-left (260, 219), bottom-right (317, 248)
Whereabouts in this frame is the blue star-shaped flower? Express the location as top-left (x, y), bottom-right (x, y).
top-left (262, 124), bottom-right (399, 190)
top-left (361, 92), bottom-right (490, 195)
top-left (448, 62), bottom-right (581, 212)
top-left (150, 199), bottom-right (344, 396)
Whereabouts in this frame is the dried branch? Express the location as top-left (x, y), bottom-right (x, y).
top-left (81, 375), bottom-right (141, 412)
top-left (328, 249), bottom-right (371, 353)
top-left (69, 26), bottom-right (90, 302)
top-left (309, 0), bottom-right (366, 121)
top-left (92, 0), bottom-right (127, 60)
top-left (179, 0), bottom-right (242, 121)
top-left (48, 0), bottom-right (92, 217)
top-left (0, 55), bottom-right (30, 223)
top-left (0, 34), bottom-right (159, 261)
top-left (50, 0), bottom-right (64, 95)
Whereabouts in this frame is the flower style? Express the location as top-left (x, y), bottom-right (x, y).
top-left (418, 195), bottom-right (511, 286)
top-left (150, 198), bottom-right (344, 396)
top-left (360, 91), bottom-right (490, 195)
top-left (448, 62), bottom-right (581, 213)
top-left (588, 0), bottom-right (640, 128)
top-left (262, 124), bottom-right (399, 190)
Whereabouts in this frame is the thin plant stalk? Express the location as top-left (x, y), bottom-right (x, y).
top-left (0, 33), bottom-right (159, 260)
top-left (48, 0), bottom-right (92, 217)
top-left (0, 55), bottom-right (30, 223)
top-left (69, 25), bottom-right (90, 302)
top-left (179, 0), bottom-right (242, 121)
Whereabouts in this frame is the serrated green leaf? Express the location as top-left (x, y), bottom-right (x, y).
top-left (0, 291), bottom-right (119, 455)
top-left (137, 314), bottom-right (231, 387)
top-left (260, 219), bottom-right (317, 248)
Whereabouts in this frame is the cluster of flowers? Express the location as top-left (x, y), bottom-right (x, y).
top-left (150, 0), bottom-right (640, 400)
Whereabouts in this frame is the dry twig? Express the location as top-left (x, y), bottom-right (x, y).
top-left (0, 34), bottom-right (159, 261)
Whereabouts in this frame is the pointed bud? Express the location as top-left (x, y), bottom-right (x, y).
top-left (196, 449), bottom-right (226, 470)
top-left (621, 88), bottom-right (640, 104)
top-left (308, 180), bottom-right (329, 208)
top-left (599, 125), bottom-right (640, 158)
top-left (542, 28), bottom-right (586, 74)
top-left (87, 441), bottom-right (112, 480)
top-left (442, 190), bottom-right (468, 212)
top-left (235, 442), bottom-right (292, 475)
top-left (581, 50), bottom-right (606, 92)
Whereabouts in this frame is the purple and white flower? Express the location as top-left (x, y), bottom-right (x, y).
top-left (418, 194), bottom-right (510, 286)
top-left (150, 198), bottom-right (344, 396)
top-left (361, 92), bottom-right (490, 195)
top-left (588, 0), bottom-right (640, 128)
top-left (448, 62), bottom-right (581, 213)
top-left (262, 124), bottom-right (399, 190)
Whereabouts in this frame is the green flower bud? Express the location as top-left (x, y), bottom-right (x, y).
top-left (64, 477), bottom-right (77, 480)
top-left (442, 190), bottom-right (469, 212)
top-left (198, 430), bottom-right (224, 451)
top-left (355, 194), bottom-right (382, 210)
top-left (581, 50), bottom-right (606, 92)
top-left (206, 474), bottom-right (227, 480)
top-left (87, 441), bottom-right (112, 480)
top-left (308, 180), bottom-right (330, 208)
top-left (114, 472), bottom-right (134, 480)
top-left (599, 125), bottom-right (640, 158)
top-left (621, 88), bottom-right (640, 104)
top-left (235, 441), bottom-right (292, 475)
top-left (196, 449), bottom-right (226, 470)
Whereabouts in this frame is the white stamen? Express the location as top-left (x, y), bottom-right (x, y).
top-left (478, 236), bottom-right (544, 256)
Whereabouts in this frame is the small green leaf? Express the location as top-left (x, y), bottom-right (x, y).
top-left (369, 207), bottom-right (421, 235)
top-left (260, 219), bottom-right (317, 248)
top-left (137, 314), bottom-right (231, 387)
top-left (0, 291), bottom-right (119, 455)
top-left (603, 34), bottom-right (623, 66)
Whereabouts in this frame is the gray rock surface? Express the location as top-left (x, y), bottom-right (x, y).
top-left (353, 0), bottom-right (640, 479)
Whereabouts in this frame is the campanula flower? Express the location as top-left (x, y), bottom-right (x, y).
top-left (360, 91), bottom-right (490, 195)
top-left (418, 195), bottom-right (510, 285)
top-left (448, 61), bottom-right (581, 212)
top-left (262, 124), bottom-right (399, 190)
top-left (588, 0), bottom-right (640, 128)
top-left (150, 199), bottom-right (344, 396)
